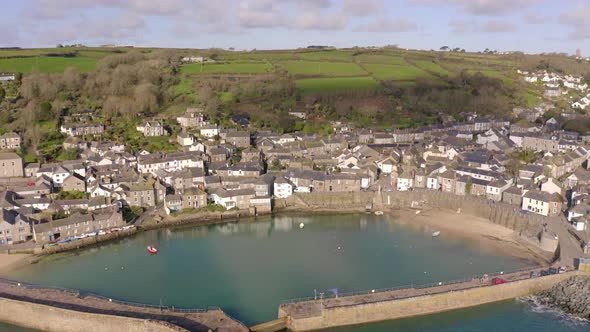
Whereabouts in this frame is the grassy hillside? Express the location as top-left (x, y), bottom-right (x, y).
top-left (1, 45), bottom-right (587, 147)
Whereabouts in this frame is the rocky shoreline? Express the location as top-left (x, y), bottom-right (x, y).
top-left (535, 275), bottom-right (590, 321)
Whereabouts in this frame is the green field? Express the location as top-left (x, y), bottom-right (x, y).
top-left (219, 52), bottom-right (294, 61)
top-left (296, 77), bottom-right (381, 95)
top-left (297, 50), bottom-right (355, 61)
top-left (279, 60), bottom-right (366, 76)
top-left (364, 64), bottom-right (434, 80)
top-left (181, 62), bottom-right (273, 74)
top-left (355, 54), bottom-right (407, 65)
top-left (414, 60), bottom-right (451, 76)
top-left (0, 56), bottom-right (97, 73)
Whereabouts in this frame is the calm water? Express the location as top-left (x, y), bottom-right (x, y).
top-left (2, 214), bottom-right (588, 331)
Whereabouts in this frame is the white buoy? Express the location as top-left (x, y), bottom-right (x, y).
top-left (299, 222), bottom-right (305, 229)
top-left (337, 246), bottom-right (341, 250)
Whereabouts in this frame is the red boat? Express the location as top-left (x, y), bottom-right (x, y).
top-left (147, 245), bottom-right (158, 254)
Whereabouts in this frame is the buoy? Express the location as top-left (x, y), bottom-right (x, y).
top-left (299, 222), bottom-right (305, 229)
top-left (337, 246), bottom-right (341, 250)
top-left (121, 267), bottom-right (124, 270)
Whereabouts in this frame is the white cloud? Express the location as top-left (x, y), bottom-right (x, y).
top-left (353, 18), bottom-right (417, 32)
top-left (559, 3), bottom-right (590, 39)
top-left (342, 0), bottom-right (384, 17)
top-left (449, 19), bottom-right (516, 34)
top-left (411, 0), bottom-right (541, 16)
top-left (480, 20), bottom-right (517, 32)
top-left (524, 12), bottom-right (549, 25)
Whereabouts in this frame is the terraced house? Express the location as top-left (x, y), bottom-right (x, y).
top-left (33, 210), bottom-right (124, 244)
top-left (60, 123), bottom-right (104, 137)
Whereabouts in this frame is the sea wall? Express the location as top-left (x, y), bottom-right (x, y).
top-left (0, 297), bottom-right (186, 332)
top-left (40, 228), bottom-right (138, 255)
top-left (280, 272), bottom-right (578, 331)
top-left (279, 190), bottom-right (546, 245)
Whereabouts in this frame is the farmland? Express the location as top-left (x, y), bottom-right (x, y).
top-left (364, 63), bottom-right (435, 81)
top-left (278, 60), bottom-right (366, 77)
top-left (296, 77), bottom-right (381, 95)
top-left (181, 62), bottom-right (272, 74)
top-left (0, 46), bottom-right (567, 101)
top-left (0, 56), bottom-right (97, 73)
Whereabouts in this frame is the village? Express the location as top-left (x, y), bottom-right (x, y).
top-left (0, 69), bottom-right (589, 252)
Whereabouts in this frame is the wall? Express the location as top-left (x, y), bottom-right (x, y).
top-left (281, 272), bottom-right (577, 331)
top-left (0, 297), bottom-right (186, 332)
top-left (279, 190), bottom-right (546, 245)
top-left (41, 228), bottom-right (137, 255)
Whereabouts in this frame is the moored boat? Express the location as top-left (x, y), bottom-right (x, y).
top-left (147, 245), bottom-right (158, 254)
top-left (432, 231), bottom-right (441, 237)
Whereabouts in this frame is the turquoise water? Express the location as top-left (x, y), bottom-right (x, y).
top-left (2, 214), bottom-right (588, 331)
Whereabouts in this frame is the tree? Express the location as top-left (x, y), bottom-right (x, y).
top-left (0, 86), bottom-right (5, 103)
top-left (440, 46), bottom-right (449, 51)
top-left (39, 101), bottom-right (53, 121)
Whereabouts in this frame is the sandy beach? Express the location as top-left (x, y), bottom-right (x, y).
top-left (391, 207), bottom-right (552, 265)
top-left (0, 253), bottom-right (33, 274)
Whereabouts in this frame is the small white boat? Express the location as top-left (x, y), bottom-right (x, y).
top-left (432, 231), bottom-right (441, 237)
top-left (299, 222), bottom-right (305, 229)
top-left (374, 211), bottom-right (383, 216)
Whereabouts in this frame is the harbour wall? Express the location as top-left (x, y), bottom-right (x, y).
top-left (279, 190), bottom-right (547, 249)
top-left (0, 297), bottom-right (186, 332)
top-left (279, 271), bottom-right (579, 331)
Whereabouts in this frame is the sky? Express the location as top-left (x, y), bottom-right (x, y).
top-left (1, 0), bottom-right (589, 55)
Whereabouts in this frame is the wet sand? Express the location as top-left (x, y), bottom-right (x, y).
top-left (391, 208), bottom-right (552, 266)
top-left (0, 254), bottom-right (34, 274)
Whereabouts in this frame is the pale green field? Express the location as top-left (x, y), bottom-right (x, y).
top-left (364, 64), bottom-right (435, 80)
top-left (279, 60), bottom-right (366, 76)
top-left (296, 77), bottom-right (381, 95)
top-left (0, 56), bottom-right (97, 73)
top-left (181, 62), bottom-right (273, 74)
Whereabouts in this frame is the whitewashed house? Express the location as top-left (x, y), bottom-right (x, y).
top-left (274, 177), bottom-right (293, 199)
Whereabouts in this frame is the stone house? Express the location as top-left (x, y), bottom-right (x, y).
top-left (120, 180), bottom-right (164, 207)
top-left (470, 178), bottom-right (489, 197)
top-left (136, 121), bottom-right (167, 137)
top-left (62, 173), bottom-right (86, 192)
top-left (0, 153), bottom-right (23, 178)
top-left (0, 132), bottom-right (21, 150)
top-left (225, 131), bottom-right (251, 148)
top-left (0, 209), bottom-right (33, 244)
top-left (522, 134), bottom-right (559, 152)
top-left (437, 171), bottom-right (456, 193)
top-left (455, 175), bottom-right (469, 196)
top-left (373, 133), bottom-right (394, 144)
top-left (176, 109), bottom-right (207, 128)
top-left (502, 186), bottom-right (523, 206)
top-left (33, 210), bottom-right (124, 244)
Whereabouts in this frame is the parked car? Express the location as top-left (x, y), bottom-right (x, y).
top-left (548, 267), bottom-right (558, 275)
top-left (558, 266), bottom-right (567, 274)
top-left (492, 277), bottom-right (507, 285)
top-left (540, 270), bottom-right (550, 276)
top-left (530, 271), bottom-right (540, 278)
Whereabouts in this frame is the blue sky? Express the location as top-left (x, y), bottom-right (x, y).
top-left (1, 0), bottom-right (589, 55)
